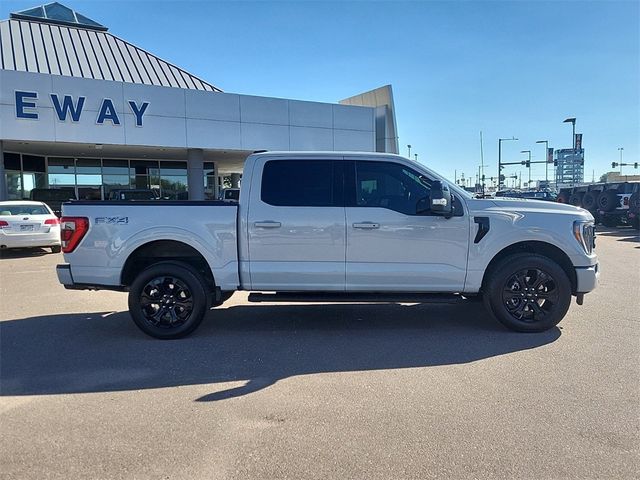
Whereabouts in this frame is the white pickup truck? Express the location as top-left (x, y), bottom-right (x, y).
top-left (57, 152), bottom-right (599, 338)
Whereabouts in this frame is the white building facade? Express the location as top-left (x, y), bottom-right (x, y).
top-left (0, 2), bottom-right (398, 201)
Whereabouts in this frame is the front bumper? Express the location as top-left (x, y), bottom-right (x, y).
top-left (575, 263), bottom-right (600, 293)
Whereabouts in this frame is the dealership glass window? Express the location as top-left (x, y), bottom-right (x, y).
top-left (4, 153), bottom-right (21, 171)
top-left (48, 173), bottom-right (76, 186)
top-left (75, 159), bottom-right (102, 186)
top-left (130, 160), bottom-right (159, 176)
top-left (22, 155), bottom-right (46, 172)
top-left (204, 162), bottom-right (215, 199)
top-left (103, 175), bottom-right (132, 198)
top-left (76, 158), bottom-right (101, 174)
top-left (5, 171), bottom-right (22, 199)
top-left (48, 157), bottom-right (76, 188)
top-left (160, 175), bottom-right (188, 199)
top-left (103, 159), bottom-right (129, 176)
top-left (48, 157), bottom-right (75, 173)
top-left (160, 161), bottom-right (187, 176)
top-left (22, 172), bottom-right (47, 198)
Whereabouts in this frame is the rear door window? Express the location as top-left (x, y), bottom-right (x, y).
top-left (261, 160), bottom-right (343, 207)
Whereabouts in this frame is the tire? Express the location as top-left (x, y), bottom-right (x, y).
top-left (629, 192), bottom-right (640, 215)
top-left (483, 253), bottom-right (572, 332)
top-left (597, 190), bottom-right (618, 212)
top-left (51, 245), bottom-right (62, 253)
top-left (128, 261), bottom-right (209, 339)
top-left (568, 192), bottom-right (584, 207)
top-left (581, 191), bottom-right (598, 211)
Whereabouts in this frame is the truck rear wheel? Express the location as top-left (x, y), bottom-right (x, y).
top-left (597, 190), bottom-right (618, 212)
top-left (568, 192), bottom-right (584, 207)
top-left (581, 191), bottom-right (598, 210)
top-left (128, 261), bottom-right (208, 339)
top-left (483, 254), bottom-right (572, 332)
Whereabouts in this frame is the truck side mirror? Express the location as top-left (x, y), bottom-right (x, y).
top-left (430, 180), bottom-right (452, 217)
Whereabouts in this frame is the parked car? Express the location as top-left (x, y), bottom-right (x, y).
top-left (30, 188), bottom-right (76, 217)
top-left (57, 152), bottom-right (598, 339)
top-left (0, 201), bottom-right (62, 253)
top-left (107, 189), bottom-right (159, 201)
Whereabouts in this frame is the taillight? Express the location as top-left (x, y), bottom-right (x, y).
top-left (45, 218), bottom-right (60, 225)
top-left (0, 220), bottom-right (8, 228)
top-left (60, 217), bottom-right (89, 253)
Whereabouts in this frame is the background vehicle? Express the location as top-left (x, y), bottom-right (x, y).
top-left (494, 190), bottom-right (557, 202)
top-left (30, 188), bottom-right (77, 217)
top-left (57, 152), bottom-right (598, 339)
top-left (0, 201), bottom-right (62, 253)
top-left (218, 188), bottom-right (240, 202)
top-left (107, 189), bottom-right (159, 201)
top-left (556, 181), bottom-right (640, 228)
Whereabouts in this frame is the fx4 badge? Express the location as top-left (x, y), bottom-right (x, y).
top-left (95, 216), bottom-right (129, 225)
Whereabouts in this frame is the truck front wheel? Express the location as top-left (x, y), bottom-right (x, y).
top-left (128, 261), bottom-right (208, 339)
top-left (483, 254), bottom-right (572, 332)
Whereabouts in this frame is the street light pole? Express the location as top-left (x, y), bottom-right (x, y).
top-left (498, 137), bottom-right (518, 188)
top-left (563, 117), bottom-right (576, 186)
top-left (407, 144), bottom-right (411, 158)
top-left (536, 140), bottom-right (549, 185)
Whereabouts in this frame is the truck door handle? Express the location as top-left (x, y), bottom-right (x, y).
top-left (254, 221), bottom-right (281, 228)
top-left (352, 222), bottom-right (380, 229)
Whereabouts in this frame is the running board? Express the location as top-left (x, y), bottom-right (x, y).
top-left (247, 292), bottom-right (468, 304)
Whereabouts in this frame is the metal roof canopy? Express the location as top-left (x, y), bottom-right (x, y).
top-left (1, 2), bottom-right (222, 92)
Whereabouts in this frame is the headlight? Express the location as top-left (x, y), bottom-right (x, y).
top-left (573, 220), bottom-right (595, 254)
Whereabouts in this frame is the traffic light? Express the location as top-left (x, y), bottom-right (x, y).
top-left (553, 160), bottom-right (558, 166)
top-left (612, 162), bottom-right (618, 169)
top-left (499, 174), bottom-right (505, 182)
top-left (525, 161), bottom-right (531, 168)
top-left (635, 163), bottom-right (639, 169)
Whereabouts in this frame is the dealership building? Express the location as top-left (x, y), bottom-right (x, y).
top-left (0, 2), bottom-right (398, 201)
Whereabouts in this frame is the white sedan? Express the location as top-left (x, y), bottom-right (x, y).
top-left (0, 201), bottom-right (62, 253)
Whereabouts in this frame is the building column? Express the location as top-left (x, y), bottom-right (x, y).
top-left (0, 141), bottom-right (7, 201)
top-left (187, 148), bottom-right (204, 201)
top-left (213, 162), bottom-right (220, 199)
top-left (230, 173), bottom-right (241, 189)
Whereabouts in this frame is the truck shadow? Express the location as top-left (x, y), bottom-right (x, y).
top-left (0, 302), bottom-right (561, 401)
top-left (596, 227), bottom-right (639, 243)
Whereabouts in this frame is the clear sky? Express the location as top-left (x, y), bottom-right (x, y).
top-left (3, 0), bottom-right (639, 184)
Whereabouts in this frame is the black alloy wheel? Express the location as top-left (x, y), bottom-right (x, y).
top-left (502, 268), bottom-right (559, 323)
top-left (483, 253), bottom-right (571, 332)
top-left (139, 276), bottom-right (194, 328)
top-left (128, 261), bottom-right (208, 339)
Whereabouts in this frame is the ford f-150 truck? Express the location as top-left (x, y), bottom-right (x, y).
top-left (57, 152), bottom-right (599, 339)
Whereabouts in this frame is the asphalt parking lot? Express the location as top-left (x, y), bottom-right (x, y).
top-left (1, 228), bottom-right (639, 479)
